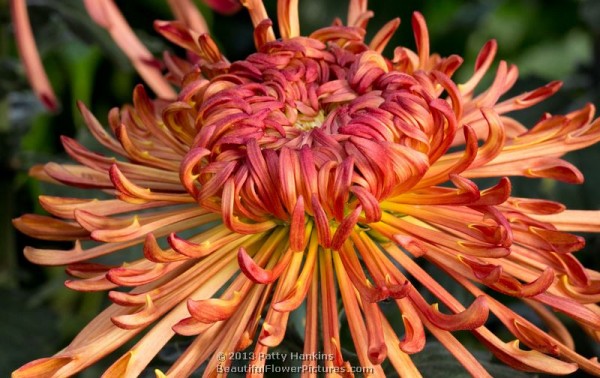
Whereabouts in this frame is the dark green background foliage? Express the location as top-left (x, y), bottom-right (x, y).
top-left (1, 0), bottom-right (599, 376)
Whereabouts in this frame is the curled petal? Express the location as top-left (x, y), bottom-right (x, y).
top-left (289, 196), bottom-right (307, 251)
top-left (330, 205), bottom-right (362, 251)
top-left (272, 231), bottom-right (318, 312)
top-left (171, 316), bottom-right (214, 336)
top-left (188, 291), bottom-right (242, 323)
top-left (259, 317), bottom-right (288, 347)
top-left (525, 158), bottom-right (584, 184)
top-left (197, 161), bottom-right (237, 203)
top-left (363, 301), bottom-right (387, 365)
top-left (198, 34), bottom-right (224, 64)
top-left (500, 81), bottom-right (563, 112)
top-left (460, 256), bottom-right (503, 284)
top-left (350, 186), bottom-right (382, 222)
top-left (348, 51), bottom-right (388, 93)
top-left (472, 177), bottom-right (511, 206)
top-left (398, 304), bottom-right (426, 354)
top-left (242, 0), bottom-right (275, 41)
top-left (411, 292), bottom-right (489, 331)
top-left (13, 215), bottom-right (89, 241)
top-left (428, 99), bottom-right (458, 164)
top-left (530, 227), bottom-right (585, 254)
top-left (311, 195), bottom-right (331, 248)
top-left (393, 234), bottom-right (428, 257)
top-left (65, 276), bottom-right (117, 292)
top-left (66, 262), bottom-right (114, 278)
top-left (514, 268), bottom-right (555, 298)
top-left (106, 263), bottom-right (174, 286)
top-left (168, 233), bottom-right (213, 258)
top-left (167, 229), bottom-right (249, 259)
top-left (476, 335), bottom-right (577, 375)
top-left (332, 158), bottom-right (354, 221)
top-left (109, 160), bottom-right (177, 201)
top-left (432, 71), bottom-right (463, 121)
top-left (411, 12), bottom-right (429, 69)
top-left (512, 320), bottom-right (559, 355)
top-left (155, 20), bottom-right (201, 55)
top-left (393, 174), bottom-right (480, 206)
top-left (111, 295), bottom-right (158, 330)
top-left (369, 18), bottom-right (400, 53)
top-left (238, 247), bottom-right (292, 284)
top-left (473, 107), bottom-right (506, 168)
top-left (221, 178), bottom-right (277, 234)
top-left (180, 147), bottom-right (210, 199)
top-left (77, 101), bottom-right (124, 155)
top-left (554, 253), bottom-right (591, 288)
top-left (143, 233), bottom-right (186, 263)
top-left (253, 19), bottom-right (275, 49)
top-left (298, 146), bottom-right (318, 199)
top-left (460, 39), bottom-right (498, 96)
top-left (507, 198), bottom-right (565, 215)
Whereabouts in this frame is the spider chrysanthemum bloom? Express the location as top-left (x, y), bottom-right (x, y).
top-left (11, 0), bottom-right (600, 377)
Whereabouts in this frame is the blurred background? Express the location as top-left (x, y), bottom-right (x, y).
top-left (1, 0), bottom-right (599, 376)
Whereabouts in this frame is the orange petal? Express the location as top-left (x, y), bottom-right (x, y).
top-left (277, 0), bottom-right (300, 39)
top-left (10, 0), bottom-right (59, 111)
top-left (289, 196), bottom-right (307, 251)
top-left (111, 295), bottom-right (158, 330)
top-left (369, 18), bottom-right (400, 53)
top-left (166, 0), bottom-right (209, 33)
top-left (410, 292), bottom-right (489, 331)
top-left (13, 214), bottom-right (89, 241)
top-left (187, 291), bottom-right (242, 323)
top-left (12, 357), bottom-right (73, 378)
top-left (238, 246), bottom-right (292, 284)
top-left (330, 205), bottom-right (361, 250)
top-left (83, 0), bottom-right (175, 99)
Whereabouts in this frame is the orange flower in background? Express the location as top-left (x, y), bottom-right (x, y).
top-left (11, 0), bottom-right (600, 377)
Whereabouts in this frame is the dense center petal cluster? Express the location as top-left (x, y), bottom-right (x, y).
top-left (175, 33), bottom-right (467, 251)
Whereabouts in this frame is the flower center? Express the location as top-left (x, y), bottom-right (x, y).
top-left (179, 35), bottom-right (458, 246)
top-left (294, 110), bottom-right (325, 131)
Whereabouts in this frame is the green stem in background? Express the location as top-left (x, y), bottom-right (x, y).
top-left (0, 101), bottom-right (17, 289)
top-left (0, 8), bottom-right (18, 288)
top-left (62, 43), bottom-right (101, 123)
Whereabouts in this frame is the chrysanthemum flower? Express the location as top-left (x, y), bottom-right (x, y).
top-left (11, 0), bottom-right (600, 377)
